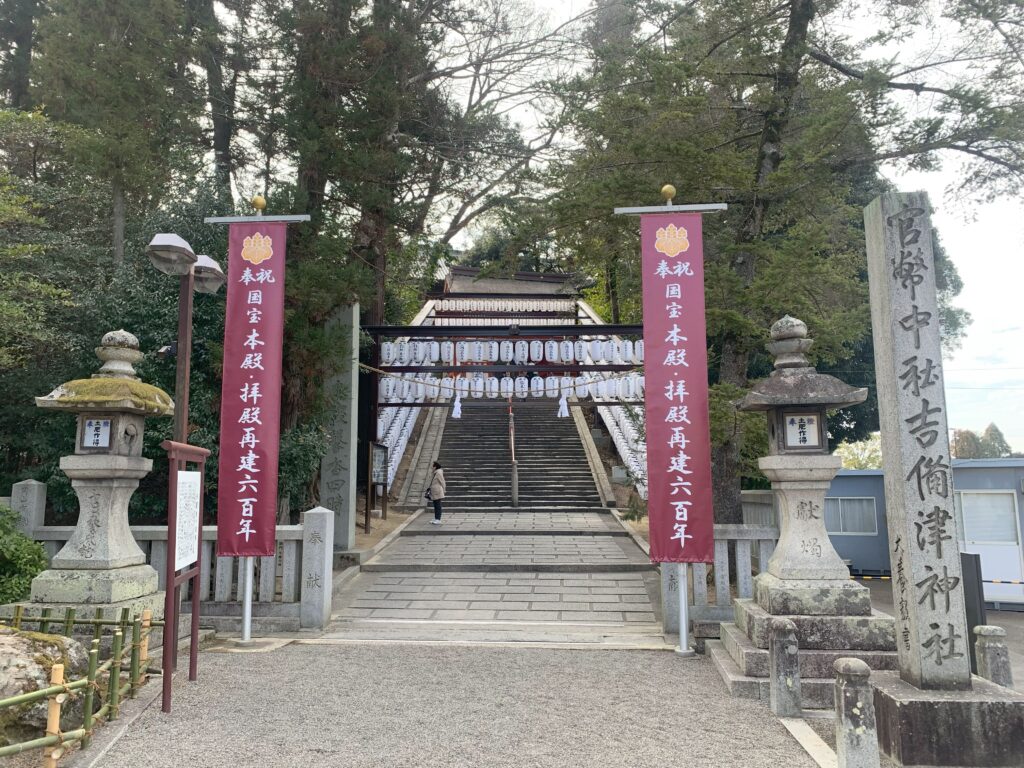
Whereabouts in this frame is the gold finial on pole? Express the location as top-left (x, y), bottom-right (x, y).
top-left (251, 194), bottom-right (267, 215)
top-left (661, 184), bottom-right (676, 205)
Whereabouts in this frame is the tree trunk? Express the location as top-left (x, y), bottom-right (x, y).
top-left (3, 0), bottom-right (37, 109)
top-left (112, 176), bottom-right (125, 268)
top-left (708, 0), bottom-right (816, 524)
top-left (604, 252), bottom-right (620, 323)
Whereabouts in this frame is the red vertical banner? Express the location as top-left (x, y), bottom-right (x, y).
top-left (641, 213), bottom-right (714, 563)
top-left (216, 222), bottom-right (287, 557)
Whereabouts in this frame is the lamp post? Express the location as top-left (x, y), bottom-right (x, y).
top-left (145, 235), bottom-right (226, 444)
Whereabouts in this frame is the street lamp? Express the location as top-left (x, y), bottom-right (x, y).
top-left (145, 234), bottom-right (225, 444)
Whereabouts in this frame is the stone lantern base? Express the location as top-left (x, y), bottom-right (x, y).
top-left (30, 563), bottom-right (161, 605)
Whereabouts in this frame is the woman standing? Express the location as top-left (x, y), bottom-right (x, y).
top-left (428, 461), bottom-right (446, 524)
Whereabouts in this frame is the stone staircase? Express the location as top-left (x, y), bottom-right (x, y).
top-left (437, 401), bottom-right (605, 509)
top-left (329, 399), bottom-right (664, 645)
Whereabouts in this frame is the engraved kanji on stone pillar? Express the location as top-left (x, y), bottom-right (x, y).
top-left (865, 192), bottom-right (971, 690)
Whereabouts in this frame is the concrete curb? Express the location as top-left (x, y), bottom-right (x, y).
top-left (778, 717), bottom-right (839, 768)
top-left (332, 564), bottom-right (361, 592)
top-left (570, 401), bottom-right (617, 507)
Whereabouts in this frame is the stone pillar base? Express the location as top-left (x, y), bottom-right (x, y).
top-left (871, 671), bottom-right (1024, 766)
top-left (30, 563), bottom-right (159, 604)
top-left (754, 572), bottom-right (872, 616)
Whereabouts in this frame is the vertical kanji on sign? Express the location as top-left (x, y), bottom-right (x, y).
top-left (217, 222), bottom-right (287, 557)
top-left (640, 213), bottom-right (714, 563)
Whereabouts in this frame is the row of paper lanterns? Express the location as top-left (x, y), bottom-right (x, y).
top-left (381, 339), bottom-right (644, 366)
top-left (434, 299), bottom-right (575, 313)
top-left (379, 373), bottom-right (645, 401)
top-left (429, 318), bottom-right (568, 327)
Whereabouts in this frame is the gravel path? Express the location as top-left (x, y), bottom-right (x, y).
top-left (98, 643), bottom-right (816, 768)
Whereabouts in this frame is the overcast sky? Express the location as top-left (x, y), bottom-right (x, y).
top-left (525, 0), bottom-right (1024, 451)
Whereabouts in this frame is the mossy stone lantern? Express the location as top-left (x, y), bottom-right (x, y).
top-left (29, 330), bottom-right (173, 613)
top-left (738, 316), bottom-right (871, 616)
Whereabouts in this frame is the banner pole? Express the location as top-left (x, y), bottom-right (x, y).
top-left (240, 556), bottom-right (254, 642)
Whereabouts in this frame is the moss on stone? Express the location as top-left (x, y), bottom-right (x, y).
top-left (36, 377), bottom-right (173, 416)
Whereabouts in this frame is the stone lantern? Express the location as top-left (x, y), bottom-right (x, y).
top-left (29, 330), bottom-right (173, 615)
top-left (738, 316), bottom-right (869, 615)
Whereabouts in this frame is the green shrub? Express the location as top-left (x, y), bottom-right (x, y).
top-left (0, 506), bottom-right (47, 603)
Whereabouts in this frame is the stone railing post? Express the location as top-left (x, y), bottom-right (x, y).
top-left (974, 626), bottom-right (1014, 688)
top-left (834, 658), bottom-right (880, 768)
top-left (661, 562), bottom-right (680, 634)
top-left (300, 507), bottom-right (335, 629)
top-left (769, 618), bottom-right (801, 716)
top-left (10, 479), bottom-right (47, 537)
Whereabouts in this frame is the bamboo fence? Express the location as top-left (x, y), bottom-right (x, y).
top-left (0, 606), bottom-right (164, 766)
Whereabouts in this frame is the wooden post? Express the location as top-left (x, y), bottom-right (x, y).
top-left (43, 663), bottom-right (64, 768)
top-left (93, 608), bottom-right (103, 643)
top-left (109, 630), bottom-right (123, 720)
top-left (81, 640), bottom-right (99, 749)
top-left (12, 604), bottom-right (23, 629)
top-left (39, 607), bottom-right (52, 634)
top-left (139, 614), bottom-right (150, 684)
top-left (62, 607), bottom-right (76, 636)
top-left (130, 617), bottom-right (142, 697)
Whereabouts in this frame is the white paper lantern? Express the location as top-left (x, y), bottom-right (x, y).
top-left (500, 341), bottom-right (514, 362)
top-left (514, 376), bottom-right (529, 398)
top-left (515, 341), bottom-right (529, 364)
top-left (500, 376), bottom-right (514, 398)
top-left (530, 376), bottom-right (545, 397)
top-left (545, 376), bottom-right (559, 398)
top-left (397, 341), bottom-right (410, 364)
top-left (545, 340), bottom-right (559, 363)
top-left (414, 380), bottom-right (426, 400)
top-left (376, 418), bottom-right (385, 441)
top-left (601, 379), bottom-right (616, 399)
top-left (381, 342), bottom-right (396, 364)
top-left (560, 341), bottom-right (575, 363)
top-left (560, 376), bottom-right (574, 397)
top-left (470, 341), bottom-right (483, 362)
top-left (622, 340), bottom-right (634, 364)
top-left (408, 341), bottom-right (421, 364)
top-left (574, 340), bottom-right (588, 362)
top-left (380, 378), bottom-right (394, 400)
top-left (636, 375), bottom-right (644, 396)
top-left (455, 377), bottom-right (469, 398)
top-left (428, 341), bottom-right (440, 362)
top-left (470, 376), bottom-right (485, 398)
top-left (604, 340), bottom-right (618, 363)
top-left (530, 340), bottom-right (544, 362)
top-left (588, 380), bottom-right (602, 399)
top-left (488, 341), bottom-right (499, 362)
top-left (634, 340), bottom-right (644, 364)
top-left (456, 341), bottom-right (469, 363)
top-left (590, 339), bottom-right (604, 362)
top-left (441, 341), bottom-right (454, 363)
top-left (575, 376), bottom-right (589, 399)
top-left (486, 377), bottom-right (499, 398)
top-left (620, 376), bottom-right (635, 400)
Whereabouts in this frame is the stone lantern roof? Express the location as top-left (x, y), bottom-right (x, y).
top-left (35, 330), bottom-right (174, 416)
top-left (737, 315), bottom-right (867, 412)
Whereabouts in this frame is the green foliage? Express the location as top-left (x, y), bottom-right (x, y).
top-left (953, 423), bottom-right (1014, 459)
top-left (0, 506), bottom-right (46, 603)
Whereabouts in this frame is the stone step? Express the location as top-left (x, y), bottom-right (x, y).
top-left (706, 640), bottom-right (836, 710)
top-left (362, 561), bottom-right (656, 573)
top-left (733, 599), bottom-right (896, 652)
top-left (719, 621), bottom-right (900, 678)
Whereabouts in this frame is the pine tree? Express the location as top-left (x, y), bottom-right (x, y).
top-left (33, 0), bottom-right (200, 266)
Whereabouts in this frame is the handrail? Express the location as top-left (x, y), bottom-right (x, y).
top-left (507, 398), bottom-right (516, 464)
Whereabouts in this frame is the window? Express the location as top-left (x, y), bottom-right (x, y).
top-left (955, 492), bottom-right (1019, 544)
top-left (824, 497), bottom-right (878, 535)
